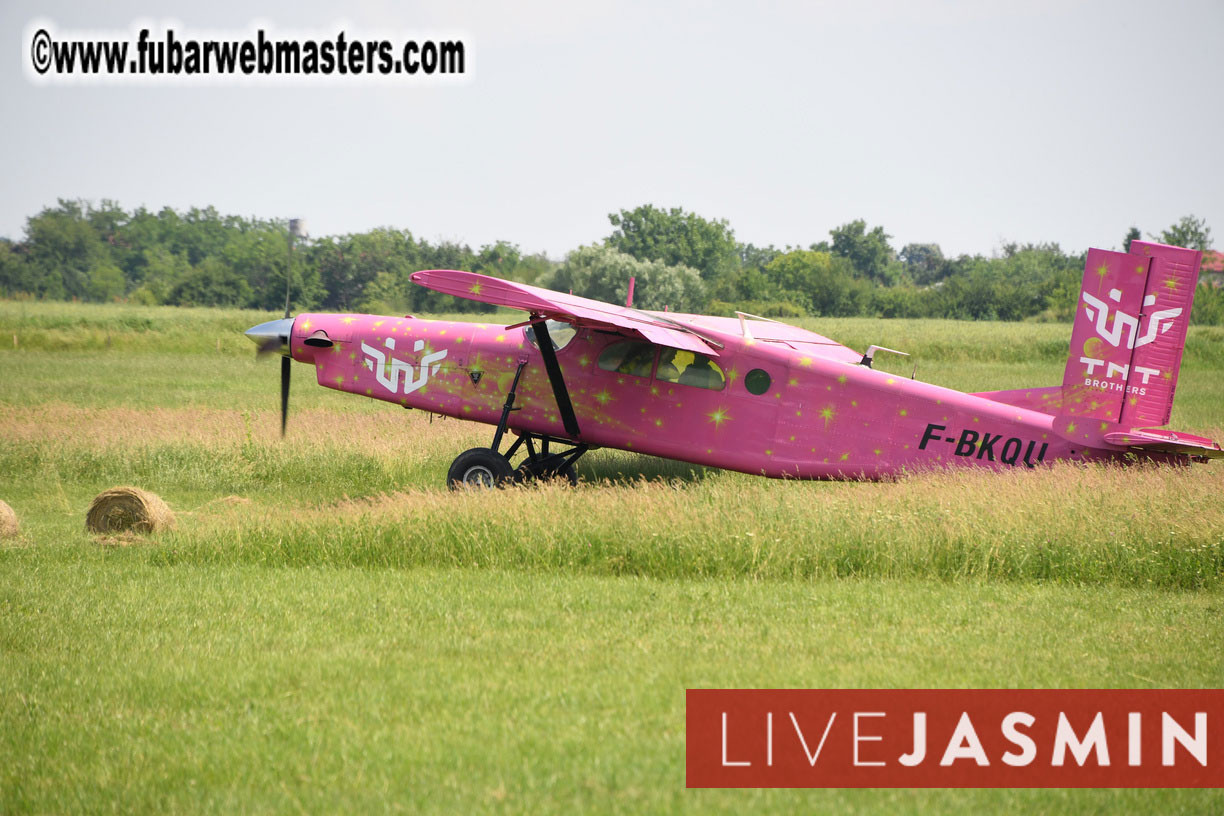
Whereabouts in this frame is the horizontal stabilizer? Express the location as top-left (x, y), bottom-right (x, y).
top-left (1103, 428), bottom-right (1224, 458)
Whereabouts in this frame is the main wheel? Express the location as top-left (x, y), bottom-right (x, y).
top-left (447, 448), bottom-right (514, 490)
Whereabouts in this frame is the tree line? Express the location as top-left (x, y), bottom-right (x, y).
top-left (1, 199), bottom-right (1219, 324)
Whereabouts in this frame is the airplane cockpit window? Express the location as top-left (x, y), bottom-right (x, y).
top-left (597, 340), bottom-right (656, 378)
top-left (524, 320), bottom-right (577, 351)
top-left (656, 349), bottom-right (726, 391)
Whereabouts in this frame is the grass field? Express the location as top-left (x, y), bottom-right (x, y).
top-left (1, 301), bottom-right (1223, 813)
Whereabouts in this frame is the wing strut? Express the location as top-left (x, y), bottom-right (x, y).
top-left (533, 316), bottom-right (581, 438)
top-left (491, 361), bottom-right (527, 455)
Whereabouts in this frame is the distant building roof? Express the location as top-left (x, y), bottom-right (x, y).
top-left (1203, 250), bottom-right (1224, 274)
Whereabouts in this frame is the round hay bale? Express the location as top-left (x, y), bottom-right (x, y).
top-left (0, 500), bottom-right (18, 538)
top-left (85, 487), bottom-right (175, 535)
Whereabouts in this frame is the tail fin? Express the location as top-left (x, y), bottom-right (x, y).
top-left (1060, 241), bottom-right (1202, 430)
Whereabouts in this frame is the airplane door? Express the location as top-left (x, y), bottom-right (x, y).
top-left (652, 347), bottom-right (783, 474)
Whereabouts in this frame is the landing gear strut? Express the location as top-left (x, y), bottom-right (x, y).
top-left (446, 359), bottom-right (588, 490)
top-left (505, 432), bottom-right (587, 486)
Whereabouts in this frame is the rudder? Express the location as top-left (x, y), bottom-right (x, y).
top-left (1060, 241), bottom-right (1201, 431)
top-left (1120, 241), bottom-right (1201, 426)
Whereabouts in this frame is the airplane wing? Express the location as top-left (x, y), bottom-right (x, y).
top-left (657, 312), bottom-right (863, 364)
top-left (410, 269), bottom-right (719, 356)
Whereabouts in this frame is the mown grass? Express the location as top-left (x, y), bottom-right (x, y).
top-left (2, 300), bottom-right (1223, 814)
top-left (2, 562), bottom-right (1222, 814)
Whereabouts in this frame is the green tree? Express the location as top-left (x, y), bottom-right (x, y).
top-left (707, 243), bottom-right (784, 303)
top-left (410, 240), bottom-right (483, 313)
top-left (869, 285), bottom-right (927, 318)
top-left (223, 227), bottom-right (323, 311)
top-left (86, 199), bottom-right (128, 244)
top-left (829, 219), bottom-right (897, 284)
top-left (708, 265), bottom-right (775, 303)
top-left (605, 205), bottom-right (739, 281)
top-left (923, 258), bottom-right (1000, 320)
top-left (129, 247), bottom-right (190, 305)
top-left (474, 241), bottom-right (520, 278)
top-left (86, 263), bottom-right (126, 302)
top-left (738, 243), bottom-right (779, 270)
top-left (1158, 215), bottom-right (1212, 251)
top-left (174, 206), bottom-right (236, 265)
top-left (23, 201), bottom-right (109, 299)
top-left (1123, 226), bottom-right (1141, 253)
top-left (898, 243), bottom-right (945, 285)
top-left (922, 244), bottom-right (1082, 321)
top-left (512, 252), bottom-right (557, 286)
top-left (167, 258), bottom-right (253, 307)
top-left (313, 230), bottom-right (414, 311)
top-left (1191, 284), bottom-right (1224, 325)
top-left (550, 245), bottom-right (704, 312)
top-left (763, 250), bottom-right (869, 316)
top-left (0, 240), bottom-right (37, 296)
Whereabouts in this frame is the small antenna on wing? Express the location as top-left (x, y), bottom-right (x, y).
top-left (860, 345), bottom-right (908, 369)
top-left (626, 276), bottom-right (635, 308)
top-left (734, 312), bottom-right (754, 341)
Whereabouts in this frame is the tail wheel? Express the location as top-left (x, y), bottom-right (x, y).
top-left (448, 448), bottom-right (514, 490)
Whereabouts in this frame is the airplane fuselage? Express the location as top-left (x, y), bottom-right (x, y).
top-left (287, 312), bottom-right (1158, 479)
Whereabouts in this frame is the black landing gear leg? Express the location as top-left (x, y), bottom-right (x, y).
top-left (447, 361), bottom-right (588, 489)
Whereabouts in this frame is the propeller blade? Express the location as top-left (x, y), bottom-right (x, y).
top-left (243, 316), bottom-right (295, 435)
top-left (281, 355), bottom-right (290, 437)
top-left (252, 215), bottom-right (301, 437)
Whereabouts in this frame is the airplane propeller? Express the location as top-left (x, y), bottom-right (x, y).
top-left (243, 218), bottom-right (304, 437)
top-left (243, 316), bottom-right (295, 436)
top-left (280, 354), bottom-right (290, 438)
top-left (279, 256), bottom-right (291, 438)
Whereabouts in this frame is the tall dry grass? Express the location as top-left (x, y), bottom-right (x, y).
top-left (147, 459), bottom-right (1224, 588)
top-left (3, 401), bottom-right (1221, 588)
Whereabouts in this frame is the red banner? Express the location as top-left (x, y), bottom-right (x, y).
top-left (686, 689), bottom-right (1224, 788)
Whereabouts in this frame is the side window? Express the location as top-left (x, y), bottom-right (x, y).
top-left (597, 340), bottom-right (657, 378)
top-left (524, 320), bottom-right (576, 351)
top-left (657, 349), bottom-right (726, 391)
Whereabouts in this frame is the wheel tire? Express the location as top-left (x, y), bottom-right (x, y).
top-left (447, 448), bottom-right (514, 490)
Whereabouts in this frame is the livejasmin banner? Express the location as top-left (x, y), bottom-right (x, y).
top-left (686, 689), bottom-right (1223, 788)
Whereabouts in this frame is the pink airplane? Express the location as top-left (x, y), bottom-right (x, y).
top-left (245, 240), bottom-right (1221, 487)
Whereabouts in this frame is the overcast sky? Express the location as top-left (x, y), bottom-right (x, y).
top-left (4, 0), bottom-right (1222, 259)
